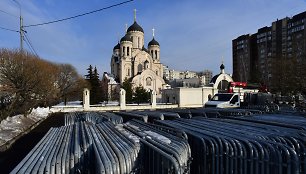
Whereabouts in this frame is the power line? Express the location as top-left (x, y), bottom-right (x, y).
top-left (0, 9), bottom-right (18, 18)
top-left (24, 0), bottom-right (134, 28)
top-left (0, 26), bottom-right (19, 32)
top-left (24, 33), bottom-right (38, 57)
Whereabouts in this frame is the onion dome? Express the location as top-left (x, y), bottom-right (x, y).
top-left (220, 63), bottom-right (225, 70)
top-left (127, 21), bottom-right (144, 33)
top-left (120, 34), bottom-right (132, 42)
top-left (113, 43), bottom-right (120, 50)
top-left (148, 37), bottom-right (160, 46)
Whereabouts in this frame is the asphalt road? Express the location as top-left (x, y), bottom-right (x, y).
top-left (0, 112), bottom-right (65, 174)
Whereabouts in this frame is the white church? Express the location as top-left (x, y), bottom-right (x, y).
top-left (110, 10), bottom-right (166, 97)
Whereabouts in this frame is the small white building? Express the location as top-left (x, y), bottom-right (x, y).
top-left (162, 63), bottom-right (233, 107)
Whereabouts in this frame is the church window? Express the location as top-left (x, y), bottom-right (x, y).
top-left (155, 50), bottom-right (158, 59)
top-left (123, 46), bottom-right (125, 55)
top-left (127, 68), bottom-right (130, 76)
top-left (156, 70), bottom-right (158, 76)
top-left (151, 50), bottom-right (153, 57)
top-left (146, 77), bottom-right (152, 86)
top-left (127, 47), bottom-right (130, 56)
top-left (138, 64), bottom-right (143, 72)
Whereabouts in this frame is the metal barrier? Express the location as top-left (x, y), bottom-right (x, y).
top-left (12, 110), bottom-right (306, 174)
top-left (64, 112), bottom-right (123, 125)
top-left (115, 112), bottom-right (148, 123)
top-left (157, 115), bottom-right (306, 174)
top-left (122, 120), bottom-right (191, 174)
top-left (12, 112), bottom-right (191, 174)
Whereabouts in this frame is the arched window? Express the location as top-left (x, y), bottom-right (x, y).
top-left (123, 46), bottom-right (125, 55)
top-left (217, 80), bottom-right (229, 91)
top-left (146, 77), bottom-right (152, 86)
top-left (151, 50), bottom-right (153, 57)
top-left (127, 68), bottom-right (130, 76)
top-left (155, 50), bottom-right (158, 59)
top-left (138, 64), bottom-right (142, 72)
top-left (127, 46), bottom-right (130, 56)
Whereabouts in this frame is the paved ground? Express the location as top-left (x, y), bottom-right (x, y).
top-left (0, 112), bottom-right (65, 174)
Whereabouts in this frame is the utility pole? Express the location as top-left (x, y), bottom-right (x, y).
top-left (13, 0), bottom-right (23, 51)
top-left (19, 14), bottom-right (23, 51)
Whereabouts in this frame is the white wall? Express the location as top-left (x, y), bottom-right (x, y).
top-left (162, 87), bottom-right (217, 107)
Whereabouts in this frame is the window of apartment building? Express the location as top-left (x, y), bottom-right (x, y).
top-left (287, 36), bottom-right (291, 40)
top-left (296, 33), bottom-right (303, 39)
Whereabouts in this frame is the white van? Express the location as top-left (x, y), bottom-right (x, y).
top-left (204, 93), bottom-right (240, 108)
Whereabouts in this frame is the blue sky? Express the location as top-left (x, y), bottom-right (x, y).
top-left (1, 0), bottom-right (306, 76)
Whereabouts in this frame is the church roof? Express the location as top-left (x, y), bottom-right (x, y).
top-left (220, 63), bottom-right (225, 70)
top-left (148, 37), bottom-right (160, 46)
top-left (120, 34), bottom-right (132, 42)
top-left (113, 43), bottom-right (120, 50)
top-left (127, 21), bottom-right (144, 33)
top-left (210, 74), bottom-right (220, 84)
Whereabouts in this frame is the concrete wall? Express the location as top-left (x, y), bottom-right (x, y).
top-left (56, 87), bottom-right (218, 113)
top-left (162, 87), bottom-right (217, 107)
top-left (51, 104), bottom-right (178, 112)
top-left (52, 88), bottom-right (178, 112)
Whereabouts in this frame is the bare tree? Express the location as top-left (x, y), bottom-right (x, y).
top-left (0, 49), bottom-right (57, 117)
top-left (55, 64), bottom-right (86, 105)
top-left (0, 49), bottom-right (84, 120)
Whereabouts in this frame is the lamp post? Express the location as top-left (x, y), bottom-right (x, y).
top-left (13, 0), bottom-right (23, 51)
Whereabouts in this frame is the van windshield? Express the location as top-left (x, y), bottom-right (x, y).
top-left (211, 94), bottom-right (234, 101)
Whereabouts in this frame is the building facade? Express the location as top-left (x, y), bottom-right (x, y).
top-left (201, 69), bottom-right (213, 85)
top-left (233, 11), bottom-right (306, 91)
top-left (110, 12), bottom-right (165, 95)
top-left (232, 34), bottom-right (253, 82)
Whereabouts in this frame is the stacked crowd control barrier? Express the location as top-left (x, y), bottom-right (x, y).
top-left (12, 112), bottom-right (191, 174)
top-left (11, 109), bottom-right (306, 174)
top-left (164, 108), bottom-right (265, 119)
top-left (127, 111), bottom-right (181, 122)
top-left (157, 114), bottom-right (306, 174)
top-left (64, 112), bottom-right (123, 125)
top-left (11, 121), bottom-right (140, 174)
top-left (120, 120), bottom-right (191, 174)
